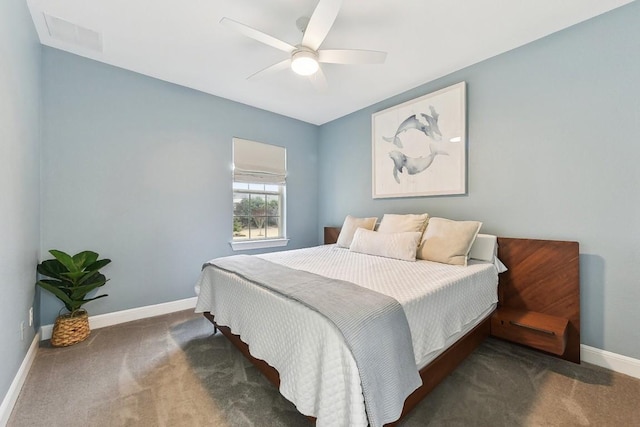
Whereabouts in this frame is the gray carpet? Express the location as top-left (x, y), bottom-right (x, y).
top-left (9, 310), bottom-right (640, 426)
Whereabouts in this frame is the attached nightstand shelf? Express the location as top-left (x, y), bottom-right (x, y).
top-left (491, 307), bottom-right (569, 356)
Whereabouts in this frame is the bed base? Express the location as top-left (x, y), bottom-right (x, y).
top-left (203, 311), bottom-right (491, 426)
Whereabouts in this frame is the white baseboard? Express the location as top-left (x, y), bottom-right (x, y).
top-left (581, 344), bottom-right (640, 379)
top-left (40, 297), bottom-right (198, 341)
top-left (0, 332), bottom-right (40, 427)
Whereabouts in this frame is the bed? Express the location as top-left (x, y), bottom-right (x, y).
top-left (194, 226), bottom-right (580, 426)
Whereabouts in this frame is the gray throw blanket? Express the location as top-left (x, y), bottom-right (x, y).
top-left (205, 255), bottom-right (421, 427)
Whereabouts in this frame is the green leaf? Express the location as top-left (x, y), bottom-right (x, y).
top-left (37, 280), bottom-right (75, 309)
top-left (38, 278), bottom-right (64, 287)
top-left (60, 271), bottom-right (87, 283)
top-left (80, 294), bottom-right (108, 304)
top-left (49, 250), bottom-right (79, 272)
top-left (85, 258), bottom-right (111, 272)
top-left (37, 260), bottom-right (68, 280)
top-left (69, 280), bottom-right (107, 300)
top-left (76, 273), bottom-right (107, 288)
top-left (73, 251), bottom-right (99, 269)
top-left (77, 269), bottom-right (100, 285)
top-left (92, 273), bottom-right (107, 283)
top-left (71, 252), bottom-right (87, 269)
top-left (37, 279), bottom-right (73, 298)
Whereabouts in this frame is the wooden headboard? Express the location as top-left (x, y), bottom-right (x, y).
top-left (324, 227), bottom-right (341, 246)
top-left (323, 227), bottom-right (580, 363)
top-left (496, 238), bottom-right (580, 363)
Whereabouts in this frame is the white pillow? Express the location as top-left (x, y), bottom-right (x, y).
top-left (417, 217), bottom-right (482, 266)
top-left (350, 228), bottom-right (422, 261)
top-left (377, 213), bottom-right (429, 234)
top-left (336, 215), bottom-right (377, 248)
top-left (468, 234), bottom-right (497, 262)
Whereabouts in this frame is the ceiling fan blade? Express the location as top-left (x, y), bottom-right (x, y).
top-left (319, 49), bottom-right (387, 64)
top-left (308, 66), bottom-right (329, 93)
top-left (247, 59), bottom-right (291, 80)
top-left (221, 17), bottom-right (295, 53)
top-left (302, 0), bottom-right (343, 51)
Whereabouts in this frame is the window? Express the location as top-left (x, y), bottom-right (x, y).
top-left (233, 183), bottom-right (283, 240)
top-left (231, 138), bottom-right (288, 250)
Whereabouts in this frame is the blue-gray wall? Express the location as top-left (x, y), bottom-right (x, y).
top-left (0, 0), bottom-right (41, 408)
top-left (40, 49), bottom-right (319, 326)
top-left (318, 2), bottom-right (640, 360)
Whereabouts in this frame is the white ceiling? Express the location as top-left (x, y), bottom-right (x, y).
top-left (26, 0), bottom-right (633, 125)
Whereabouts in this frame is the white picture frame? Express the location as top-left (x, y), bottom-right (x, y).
top-left (372, 82), bottom-right (467, 198)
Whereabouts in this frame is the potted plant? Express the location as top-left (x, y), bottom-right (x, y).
top-left (36, 250), bottom-right (111, 347)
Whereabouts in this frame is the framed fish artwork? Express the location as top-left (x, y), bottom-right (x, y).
top-left (371, 82), bottom-right (466, 198)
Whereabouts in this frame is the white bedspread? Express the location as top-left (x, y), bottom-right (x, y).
top-left (195, 244), bottom-right (498, 426)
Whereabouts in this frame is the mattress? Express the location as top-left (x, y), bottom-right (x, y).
top-left (195, 244), bottom-right (499, 426)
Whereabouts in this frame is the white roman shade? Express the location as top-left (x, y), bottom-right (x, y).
top-left (233, 138), bottom-right (286, 184)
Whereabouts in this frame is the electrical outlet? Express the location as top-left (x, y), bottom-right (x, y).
top-left (20, 321), bottom-right (25, 341)
top-left (29, 307), bottom-right (33, 327)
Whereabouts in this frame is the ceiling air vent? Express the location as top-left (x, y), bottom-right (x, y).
top-left (43, 13), bottom-right (103, 52)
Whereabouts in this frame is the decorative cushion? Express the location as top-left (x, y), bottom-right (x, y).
top-left (336, 215), bottom-right (378, 248)
top-left (468, 234), bottom-right (498, 262)
top-left (349, 229), bottom-right (422, 261)
top-left (377, 213), bottom-right (429, 234)
top-left (417, 217), bottom-right (482, 266)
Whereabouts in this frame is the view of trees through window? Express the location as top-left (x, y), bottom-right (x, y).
top-left (233, 183), bottom-right (282, 240)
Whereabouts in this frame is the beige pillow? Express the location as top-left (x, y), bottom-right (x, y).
top-left (336, 215), bottom-right (377, 248)
top-left (349, 228), bottom-right (422, 261)
top-left (417, 217), bottom-right (482, 266)
top-left (377, 213), bottom-right (429, 234)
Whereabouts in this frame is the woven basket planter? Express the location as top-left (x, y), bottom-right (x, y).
top-left (51, 310), bottom-right (90, 347)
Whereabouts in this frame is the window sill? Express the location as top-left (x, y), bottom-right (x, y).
top-left (229, 238), bottom-right (290, 251)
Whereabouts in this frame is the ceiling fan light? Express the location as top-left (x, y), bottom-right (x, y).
top-left (291, 50), bottom-right (319, 76)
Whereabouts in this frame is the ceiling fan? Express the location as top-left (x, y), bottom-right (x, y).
top-left (220, 0), bottom-right (387, 90)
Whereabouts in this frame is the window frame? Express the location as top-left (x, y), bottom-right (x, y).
top-left (230, 138), bottom-right (289, 251)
